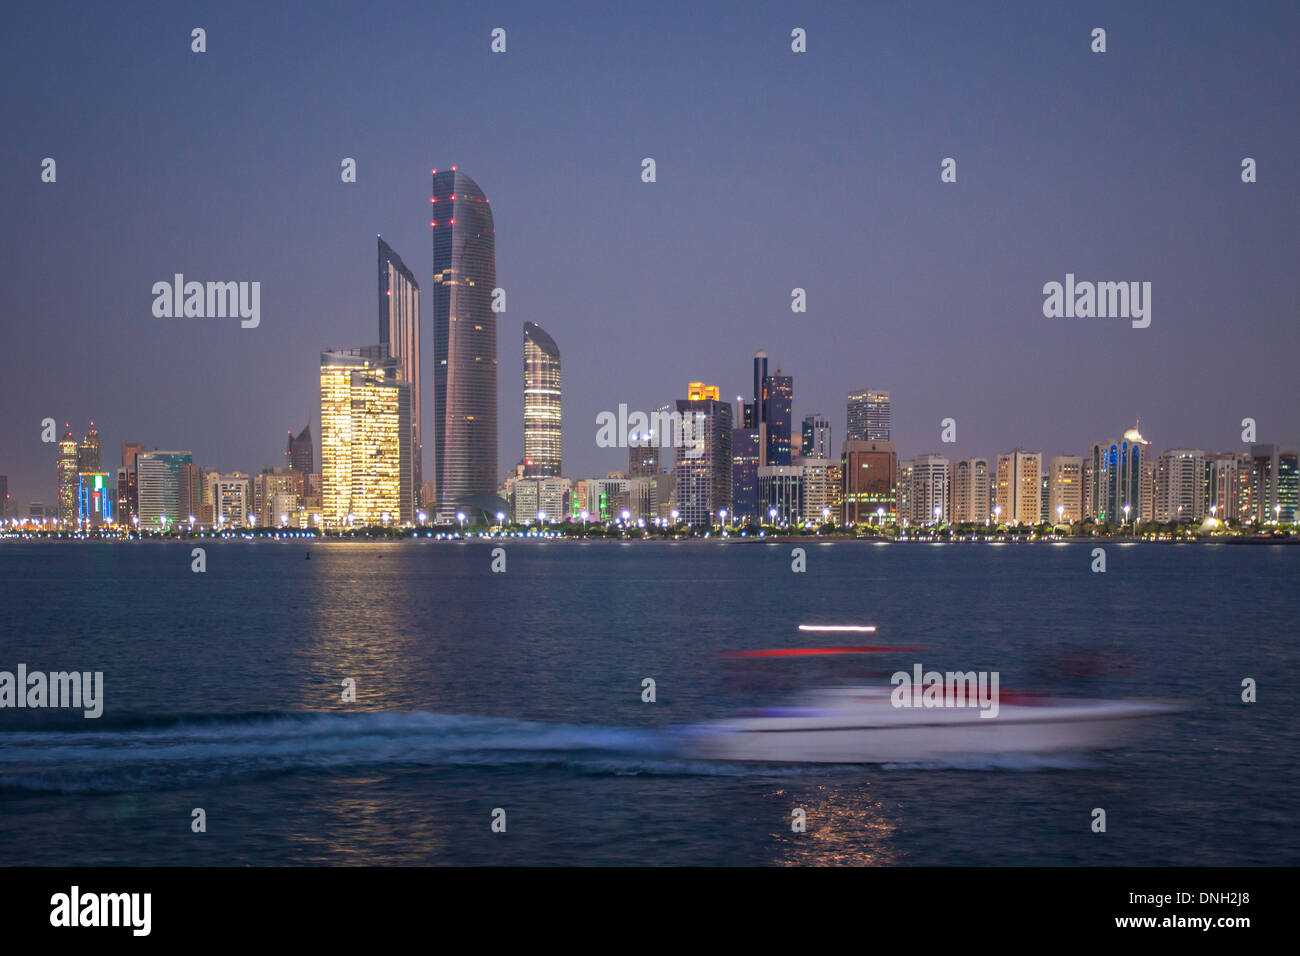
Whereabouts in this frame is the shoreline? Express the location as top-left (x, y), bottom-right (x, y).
top-left (2, 531), bottom-right (1296, 545)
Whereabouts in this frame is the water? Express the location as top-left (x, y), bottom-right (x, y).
top-left (0, 538), bottom-right (1295, 865)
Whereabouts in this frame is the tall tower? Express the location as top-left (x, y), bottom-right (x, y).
top-left (57, 424), bottom-right (79, 524)
top-left (522, 321), bottom-right (561, 477)
top-left (431, 168), bottom-right (497, 520)
top-left (762, 370), bottom-right (793, 466)
top-left (378, 237), bottom-right (421, 501)
top-left (78, 422), bottom-right (101, 473)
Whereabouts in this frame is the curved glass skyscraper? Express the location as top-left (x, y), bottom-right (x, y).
top-left (431, 169), bottom-right (497, 521)
top-left (522, 321), bottom-right (561, 478)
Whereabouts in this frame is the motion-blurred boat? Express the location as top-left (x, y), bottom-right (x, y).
top-left (685, 636), bottom-right (1181, 764)
top-left (687, 685), bottom-right (1179, 763)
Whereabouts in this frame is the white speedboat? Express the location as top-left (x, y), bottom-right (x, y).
top-left (685, 685), bottom-right (1181, 764)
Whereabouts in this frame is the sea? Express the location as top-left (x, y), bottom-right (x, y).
top-left (0, 538), bottom-right (1295, 866)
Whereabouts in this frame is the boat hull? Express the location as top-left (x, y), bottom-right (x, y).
top-left (686, 699), bottom-right (1179, 764)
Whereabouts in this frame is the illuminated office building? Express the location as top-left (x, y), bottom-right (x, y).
top-left (56, 425), bottom-right (79, 524)
top-left (320, 346), bottom-right (413, 526)
top-left (522, 321), bottom-right (562, 477)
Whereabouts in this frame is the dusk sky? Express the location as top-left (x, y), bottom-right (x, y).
top-left (2, 0), bottom-right (1297, 503)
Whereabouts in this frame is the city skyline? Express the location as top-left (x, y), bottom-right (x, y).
top-left (2, 2), bottom-right (1298, 508)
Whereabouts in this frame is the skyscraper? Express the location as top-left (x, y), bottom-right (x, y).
top-left (56, 425), bottom-right (78, 524)
top-left (673, 389), bottom-right (732, 527)
top-left (744, 350), bottom-right (768, 431)
top-left (137, 451), bottom-right (194, 528)
top-left (77, 422), bottom-right (101, 473)
top-left (847, 389), bottom-right (890, 442)
top-left (287, 424), bottom-right (313, 476)
top-left (522, 321), bottom-right (561, 477)
top-left (762, 371), bottom-right (793, 466)
top-left (320, 346), bottom-right (413, 526)
top-left (378, 237), bottom-right (421, 501)
top-left (731, 426), bottom-right (760, 521)
top-left (431, 168), bottom-right (497, 521)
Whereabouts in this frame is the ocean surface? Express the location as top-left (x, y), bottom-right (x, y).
top-left (0, 538), bottom-right (1295, 866)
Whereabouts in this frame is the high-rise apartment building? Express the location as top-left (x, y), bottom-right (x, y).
top-left (1156, 449), bottom-right (1206, 523)
top-left (1047, 456), bottom-right (1084, 523)
top-left (995, 450), bottom-right (1042, 526)
top-left (908, 454), bottom-right (950, 525)
top-left (949, 458), bottom-right (990, 524)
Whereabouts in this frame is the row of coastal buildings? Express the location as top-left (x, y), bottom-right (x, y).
top-left (17, 421), bottom-right (319, 530)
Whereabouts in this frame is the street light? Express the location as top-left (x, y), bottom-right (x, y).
top-left (456, 511), bottom-right (466, 533)
top-left (537, 510), bottom-right (546, 532)
top-left (718, 508), bottom-right (727, 529)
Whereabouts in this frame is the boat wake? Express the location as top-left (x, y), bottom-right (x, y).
top-left (0, 710), bottom-right (1099, 793)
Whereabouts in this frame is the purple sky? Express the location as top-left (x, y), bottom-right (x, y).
top-left (2, 0), bottom-right (1297, 504)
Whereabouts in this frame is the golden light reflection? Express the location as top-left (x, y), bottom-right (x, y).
top-left (768, 783), bottom-right (903, 866)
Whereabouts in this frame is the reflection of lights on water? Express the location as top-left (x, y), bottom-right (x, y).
top-left (769, 784), bottom-right (902, 866)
